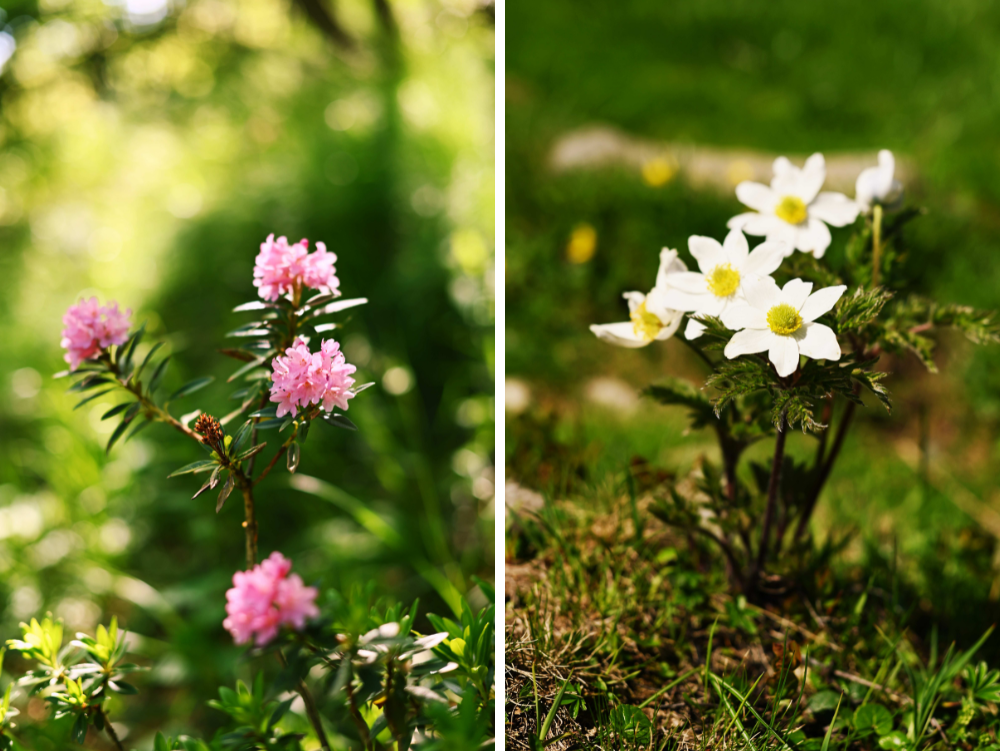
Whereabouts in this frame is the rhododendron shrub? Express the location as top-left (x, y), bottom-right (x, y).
top-left (591, 151), bottom-right (999, 596)
top-left (1, 232), bottom-right (494, 750)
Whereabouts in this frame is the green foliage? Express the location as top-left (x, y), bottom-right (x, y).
top-left (644, 377), bottom-right (715, 429)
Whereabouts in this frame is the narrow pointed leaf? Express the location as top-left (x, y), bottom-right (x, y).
top-left (235, 443), bottom-right (267, 462)
top-left (125, 418), bottom-right (152, 443)
top-left (166, 376), bottom-right (214, 403)
top-left (106, 418), bottom-right (133, 454)
top-left (102, 402), bottom-right (133, 420)
top-left (74, 389), bottom-right (114, 410)
top-left (167, 459), bottom-right (217, 478)
top-left (148, 356), bottom-right (171, 394)
top-left (322, 413), bottom-right (358, 431)
top-left (216, 474), bottom-right (235, 513)
top-left (134, 341), bottom-right (165, 381)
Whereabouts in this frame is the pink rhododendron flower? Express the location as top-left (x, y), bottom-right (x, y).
top-left (223, 552), bottom-right (319, 646)
top-left (253, 234), bottom-right (340, 302)
top-left (60, 298), bottom-right (132, 370)
top-left (269, 337), bottom-right (357, 418)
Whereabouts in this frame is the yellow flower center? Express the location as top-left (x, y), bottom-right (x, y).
top-left (767, 303), bottom-right (803, 336)
top-left (630, 301), bottom-right (663, 342)
top-left (774, 195), bottom-right (808, 225)
top-left (707, 263), bottom-right (740, 298)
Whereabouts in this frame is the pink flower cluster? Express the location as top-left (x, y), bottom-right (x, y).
top-left (253, 234), bottom-right (340, 302)
top-left (223, 552), bottom-right (319, 646)
top-left (269, 337), bottom-right (357, 418)
top-left (60, 298), bottom-right (132, 370)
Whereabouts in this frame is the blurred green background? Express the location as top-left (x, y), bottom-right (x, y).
top-left (0, 0), bottom-right (493, 745)
top-left (506, 0), bottom-right (1000, 655)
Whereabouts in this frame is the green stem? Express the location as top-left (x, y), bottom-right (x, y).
top-left (99, 707), bottom-right (125, 751)
top-left (750, 414), bottom-right (787, 590)
top-left (871, 203), bottom-right (883, 288)
top-left (277, 651), bottom-right (332, 751)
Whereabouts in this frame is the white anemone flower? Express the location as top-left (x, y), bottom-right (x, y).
top-left (728, 153), bottom-right (860, 259)
top-left (662, 229), bottom-right (788, 340)
top-left (721, 276), bottom-right (846, 378)
top-left (590, 248), bottom-right (686, 348)
top-left (855, 149), bottom-right (903, 213)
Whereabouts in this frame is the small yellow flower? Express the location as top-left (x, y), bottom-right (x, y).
top-left (566, 223), bottom-right (597, 264)
top-left (642, 156), bottom-right (676, 188)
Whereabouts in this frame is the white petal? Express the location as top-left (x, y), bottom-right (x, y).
top-left (767, 223), bottom-right (800, 255)
top-left (645, 286), bottom-right (681, 321)
top-left (780, 278), bottom-right (813, 310)
top-left (724, 328), bottom-right (775, 358)
top-left (794, 153), bottom-right (827, 204)
top-left (662, 287), bottom-right (709, 312)
top-left (622, 291), bottom-right (646, 314)
top-left (665, 271), bottom-right (709, 295)
top-left (722, 228), bottom-right (750, 265)
top-left (770, 157), bottom-right (802, 196)
top-left (590, 322), bottom-right (649, 348)
top-left (654, 311), bottom-right (684, 341)
top-left (793, 322), bottom-right (841, 361)
top-left (769, 335), bottom-right (801, 377)
top-left (795, 218), bottom-right (832, 257)
top-left (874, 150), bottom-right (896, 197)
top-left (735, 182), bottom-right (777, 213)
top-left (684, 317), bottom-right (706, 340)
top-left (799, 285), bottom-right (847, 322)
top-left (688, 235), bottom-right (726, 274)
top-left (729, 212), bottom-right (785, 237)
top-left (743, 276), bottom-right (781, 312)
top-left (740, 240), bottom-right (785, 277)
top-left (854, 167), bottom-right (877, 211)
top-left (655, 248), bottom-right (687, 288)
top-left (701, 294), bottom-right (728, 316)
top-left (721, 302), bottom-right (767, 330)
top-left (809, 192), bottom-right (860, 227)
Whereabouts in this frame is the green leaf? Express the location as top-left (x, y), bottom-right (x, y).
top-left (74, 388), bottom-right (114, 410)
top-left (250, 405), bottom-right (278, 418)
top-left (216, 474), bottom-right (235, 513)
top-left (233, 301), bottom-right (274, 312)
top-left (124, 417), bottom-right (152, 443)
top-left (644, 377), bottom-right (715, 428)
top-left (836, 287), bottom-right (893, 333)
top-left (227, 357), bottom-right (267, 383)
top-left (168, 459), bottom-right (218, 478)
top-left (235, 443), bottom-right (267, 462)
top-left (878, 732), bottom-right (908, 749)
top-left (108, 680), bottom-right (138, 695)
top-left (72, 712), bottom-right (89, 744)
top-left (854, 703), bottom-right (893, 737)
top-left (134, 341), bottom-right (165, 381)
top-left (68, 375), bottom-right (112, 393)
top-left (230, 420), bottom-right (253, 455)
top-left (608, 705), bottom-right (652, 745)
top-left (322, 413), bottom-right (358, 431)
top-left (807, 690), bottom-right (842, 714)
top-left (155, 732), bottom-right (172, 751)
top-left (106, 418), bottom-right (134, 454)
top-left (167, 376), bottom-right (214, 403)
top-left (852, 368), bottom-right (891, 413)
top-left (102, 402), bottom-right (134, 420)
top-left (148, 356), bottom-right (171, 394)
top-left (254, 418), bottom-right (286, 430)
top-left (120, 322), bottom-right (146, 371)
